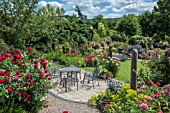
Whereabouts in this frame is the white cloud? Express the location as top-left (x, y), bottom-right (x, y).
top-left (39, 0), bottom-right (158, 18)
top-left (38, 1), bottom-right (63, 8)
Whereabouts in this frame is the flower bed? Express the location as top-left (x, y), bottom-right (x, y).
top-left (0, 48), bottom-right (52, 112)
top-left (88, 68), bottom-right (170, 113)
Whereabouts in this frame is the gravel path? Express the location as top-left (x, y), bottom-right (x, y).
top-left (39, 93), bottom-right (100, 113)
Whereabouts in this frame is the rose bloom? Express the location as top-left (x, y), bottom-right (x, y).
top-left (15, 49), bottom-right (20, 53)
top-left (145, 96), bottom-right (152, 101)
top-left (62, 111), bottom-right (69, 113)
top-left (0, 79), bottom-right (5, 83)
top-left (6, 49), bottom-right (12, 53)
top-left (14, 77), bottom-right (19, 82)
top-left (0, 71), bottom-right (5, 76)
top-left (23, 98), bottom-right (27, 103)
top-left (34, 64), bottom-right (38, 68)
top-left (139, 69), bottom-right (143, 73)
top-left (5, 72), bottom-right (10, 76)
top-left (18, 93), bottom-right (22, 97)
top-left (17, 62), bottom-right (22, 66)
top-left (5, 77), bottom-right (9, 81)
top-left (8, 87), bottom-right (12, 93)
top-left (26, 74), bottom-right (31, 79)
top-left (158, 110), bottom-right (163, 113)
top-left (154, 91), bottom-right (159, 98)
top-left (43, 84), bottom-right (47, 88)
top-left (156, 82), bottom-right (161, 86)
top-left (27, 47), bottom-right (33, 51)
top-left (146, 80), bottom-right (152, 85)
top-left (21, 82), bottom-right (26, 86)
top-left (139, 103), bottom-right (148, 109)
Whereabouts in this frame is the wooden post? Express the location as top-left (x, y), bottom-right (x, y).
top-left (130, 49), bottom-right (138, 90)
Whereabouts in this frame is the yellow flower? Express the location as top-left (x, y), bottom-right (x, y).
top-left (122, 84), bottom-right (130, 89)
top-left (111, 94), bottom-right (119, 100)
top-left (138, 93), bottom-right (147, 99)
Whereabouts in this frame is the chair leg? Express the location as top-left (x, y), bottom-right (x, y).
top-left (98, 80), bottom-right (100, 86)
top-left (92, 81), bottom-right (95, 89)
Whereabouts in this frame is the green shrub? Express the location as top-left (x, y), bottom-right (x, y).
top-left (0, 48), bottom-right (52, 113)
top-left (143, 48), bottom-right (170, 86)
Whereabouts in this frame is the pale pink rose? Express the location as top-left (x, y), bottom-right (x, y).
top-left (139, 103), bottom-right (148, 109)
top-left (145, 96), bottom-right (152, 101)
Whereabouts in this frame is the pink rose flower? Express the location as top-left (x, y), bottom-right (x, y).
top-left (14, 77), bottom-right (19, 82)
top-left (23, 98), bottom-right (27, 103)
top-left (26, 74), bottom-right (31, 79)
top-left (27, 47), bottom-right (33, 51)
top-left (139, 103), bottom-right (148, 109)
top-left (15, 49), bottom-right (20, 53)
top-left (156, 82), bottom-right (161, 86)
top-left (21, 82), bottom-right (26, 86)
top-left (18, 93), bottom-right (22, 97)
top-left (145, 96), bottom-right (152, 101)
top-left (8, 87), bottom-right (12, 93)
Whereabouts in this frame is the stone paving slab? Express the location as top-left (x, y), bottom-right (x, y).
top-left (49, 70), bottom-right (108, 104)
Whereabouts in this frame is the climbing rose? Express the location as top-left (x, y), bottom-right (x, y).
top-left (139, 103), bottom-right (148, 109)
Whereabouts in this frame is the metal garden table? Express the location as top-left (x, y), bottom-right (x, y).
top-left (58, 67), bottom-right (81, 92)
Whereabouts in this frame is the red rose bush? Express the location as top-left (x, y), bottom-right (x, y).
top-left (0, 48), bottom-right (52, 112)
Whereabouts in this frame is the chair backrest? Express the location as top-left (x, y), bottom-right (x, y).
top-left (93, 68), bottom-right (100, 80)
top-left (47, 67), bottom-right (53, 75)
top-left (53, 61), bottom-right (60, 70)
top-left (67, 62), bottom-right (76, 67)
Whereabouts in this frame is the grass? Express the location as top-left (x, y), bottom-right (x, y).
top-left (115, 60), bottom-right (143, 82)
top-left (82, 60), bottom-right (144, 82)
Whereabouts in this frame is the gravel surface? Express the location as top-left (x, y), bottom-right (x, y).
top-left (39, 93), bottom-right (100, 113)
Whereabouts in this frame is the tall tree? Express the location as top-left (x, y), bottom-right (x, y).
top-left (151, 0), bottom-right (170, 37)
top-left (0, 0), bottom-right (39, 48)
top-left (139, 11), bottom-right (153, 37)
top-left (115, 14), bottom-right (142, 37)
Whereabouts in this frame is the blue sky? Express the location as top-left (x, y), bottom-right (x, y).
top-left (38, 0), bottom-right (158, 18)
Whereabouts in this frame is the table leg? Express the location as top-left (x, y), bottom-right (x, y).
top-left (64, 76), bottom-right (67, 92)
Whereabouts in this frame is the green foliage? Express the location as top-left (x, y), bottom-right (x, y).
top-left (139, 11), bottom-right (153, 37)
top-left (43, 51), bottom-right (86, 67)
top-left (128, 35), bottom-right (150, 51)
top-left (97, 22), bottom-right (106, 36)
top-left (115, 14), bottom-right (142, 36)
top-left (142, 48), bottom-right (170, 86)
top-left (0, 100), bottom-right (26, 113)
top-left (111, 31), bottom-right (128, 42)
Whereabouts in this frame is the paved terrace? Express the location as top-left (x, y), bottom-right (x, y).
top-left (49, 70), bottom-right (108, 104)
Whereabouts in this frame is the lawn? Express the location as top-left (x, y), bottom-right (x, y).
top-left (115, 60), bottom-right (143, 82)
top-left (82, 60), bottom-right (144, 82)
